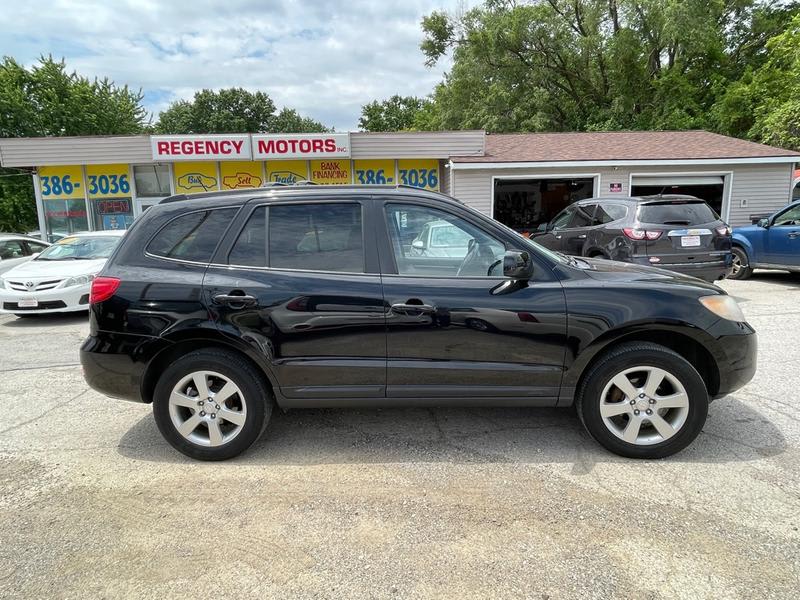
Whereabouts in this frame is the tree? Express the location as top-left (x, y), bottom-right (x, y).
top-left (0, 56), bottom-right (149, 232)
top-left (417, 0), bottom-right (798, 134)
top-left (359, 95), bottom-right (432, 131)
top-left (155, 88), bottom-right (329, 134)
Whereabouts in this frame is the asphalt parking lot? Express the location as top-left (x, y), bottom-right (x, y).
top-left (1, 274), bottom-right (799, 599)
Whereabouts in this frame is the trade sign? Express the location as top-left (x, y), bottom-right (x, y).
top-left (85, 164), bottom-right (131, 198)
top-left (220, 161), bottom-right (263, 189)
top-left (152, 135), bottom-right (251, 161)
top-left (609, 182), bottom-right (623, 193)
top-left (266, 160), bottom-right (308, 184)
top-left (310, 159), bottom-right (351, 185)
top-left (38, 165), bottom-right (85, 200)
top-left (253, 133), bottom-right (350, 160)
top-left (173, 162), bottom-right (219, 193)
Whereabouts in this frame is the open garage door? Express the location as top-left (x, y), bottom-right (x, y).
top-left (493, 177), bottom-right (596, 234)
top-left (631, 175), bottom-right (725, 217)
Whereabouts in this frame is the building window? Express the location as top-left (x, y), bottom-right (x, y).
top-left (133, 165), bottom-right (171, 197)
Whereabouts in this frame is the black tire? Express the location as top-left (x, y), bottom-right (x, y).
top-left (153, 349), bottom-right (272, 460)
top-left (576, 342), bottom-right (709, 459)
top-left (729, 247), bottom-right (753, 280)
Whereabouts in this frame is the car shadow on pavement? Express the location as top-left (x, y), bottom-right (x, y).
top-left (732, 271), bottom-right (800, 288)
top-left (0, 312), bottom-right (89, 328)
top-left (116, 395), bottom-right (786, 468)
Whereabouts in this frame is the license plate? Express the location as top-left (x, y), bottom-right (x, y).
top-left (681, 235), bottom-right (701, 248)
top-left (18, 298), bottom-right (38, 308)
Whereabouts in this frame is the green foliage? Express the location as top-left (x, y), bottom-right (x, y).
top-left (359, 95), bottom-right (432, 131)
top-left (405, 0), bottom-right (799, 140)
top-left (0, 56), bottom-right (149, 232)
top-left (155, 88), bottom-right (329, 134)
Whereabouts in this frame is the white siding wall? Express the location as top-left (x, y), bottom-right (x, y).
top-left (0, 135), bottom-right (152, 166)
top-left (452, 162), bottom-right (795, 226)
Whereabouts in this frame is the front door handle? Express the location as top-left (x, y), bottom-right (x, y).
top-left (578, 234), bottom-right (587, 239)
top-left (788, 232), bottom-right (799, 239)
top-left (213, 293), bottom-right (258, 308)
top-left (391, 302), bottom-right (435, 315)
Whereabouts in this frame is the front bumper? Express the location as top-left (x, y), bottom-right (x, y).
top-left (0, 283), bottom-right (91, 314)
top-left (706, 318), bottom-right (757, 398)
top-left (630, 256), bottom-right (732, 282)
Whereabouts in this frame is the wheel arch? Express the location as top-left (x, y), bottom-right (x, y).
top-left (731, 234), bottom-right (753, 261)
top-left (140, 333), bottom-right (279, 405)
top-left (565, 327), bottom-right (721, 404)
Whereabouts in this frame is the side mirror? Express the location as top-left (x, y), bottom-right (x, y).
top-left (411, 239), bottom-right (425, 250)
top-left (758, 217), bottom-right (770, 228)
top-left (503, 250), bottom-right (534, 280)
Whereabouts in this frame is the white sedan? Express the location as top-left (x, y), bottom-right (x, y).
top-left (0, 231), bottom-right (125, 316)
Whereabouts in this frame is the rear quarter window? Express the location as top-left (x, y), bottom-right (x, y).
top-left (147, 208), bottom-right (237, 262)
top-left (638, 202), bottom-right (719, 226)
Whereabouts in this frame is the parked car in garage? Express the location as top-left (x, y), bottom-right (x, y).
top-left (729, 200), bottom-right (800, 279)
top-left (532, 195), bottom-right (732, 282)
top-left (81, 185), bottom-right (755, 462)
top-left (0, 234), bottom-right (50, 276)
top-left (0, 231), bottom-right (125, 316)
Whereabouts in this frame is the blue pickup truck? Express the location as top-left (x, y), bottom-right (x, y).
top-left (729, 200), bottom-right (800, 279)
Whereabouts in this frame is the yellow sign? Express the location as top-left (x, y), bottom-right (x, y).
top-left (174, 162), bottom-right (218, 194)
top-left (353, 159), bottom-right (395, 185)
top-left (220, 161), bottom-right (263, 190)
top-left (85, 164), bottom-right (131, 198)
top-left (310, 159), bottom-right (351, 185)
top-left (266, 160), bottom-right (308, 184)
top-left (38, 165), bottom-right (85, 200)
top-left (398, 159), bottom-right (440, 191)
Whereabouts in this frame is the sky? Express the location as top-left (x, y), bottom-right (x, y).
top-left (0, 0), bottom-right (476, 131)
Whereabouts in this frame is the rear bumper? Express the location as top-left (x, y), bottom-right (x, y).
top-left (630, 256), bottom-right (732, 282)
top-left (80, 332), bottom-right (169, 403)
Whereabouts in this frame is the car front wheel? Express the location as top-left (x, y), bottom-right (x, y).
top-left (576, 342), bottom-right (709, 459)
top-left (729, 247), bottom-right (752, 280)
top-left (153, 349), bottom-right (272, 460)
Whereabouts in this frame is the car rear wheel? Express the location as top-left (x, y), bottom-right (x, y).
top-left (576, 342), bottom-right (708, 459)
top-left (729, 247), bottom-right (752, 280)
top-left (153, 349), bottom-right (272, 460)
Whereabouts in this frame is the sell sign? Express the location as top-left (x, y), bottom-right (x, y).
top-left (252, 133), bottom-right (350, 160)
top-left (151, 135), bottom-right (251, 161)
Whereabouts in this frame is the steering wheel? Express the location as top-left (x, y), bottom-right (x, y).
top-left (487, 259), bottom-right (502, 276)
top-left (457, 240), bottom-right (500, 277)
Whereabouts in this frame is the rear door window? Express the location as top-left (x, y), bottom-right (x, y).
top-left (594, 203), bottom-right (628, 224)
top-left (638, 202), bottom-right (719, 226)
top-left (268, 203), bottom-right (364, 273)
top-left (148, 208), bottom-right (237, 262)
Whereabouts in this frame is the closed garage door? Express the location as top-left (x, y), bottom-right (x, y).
top-left (631, 175), bottom-right (725, 216)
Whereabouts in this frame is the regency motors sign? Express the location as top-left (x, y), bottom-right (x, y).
top-left (151, 133), bottom-right (351, 161)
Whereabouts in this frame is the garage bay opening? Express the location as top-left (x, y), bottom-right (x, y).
top-left (493, 177), bottom-right (595, 235)
top-left (630, 176), bottom-right (724, 216)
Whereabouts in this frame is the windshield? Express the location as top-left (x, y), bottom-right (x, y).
top-left (638, 201), bottom-right (719, 226)
top-left (36, 235), bottom-right (121, 261)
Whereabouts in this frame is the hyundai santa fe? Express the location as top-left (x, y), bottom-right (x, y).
top-left (80, 185), bottom-right (756, 461)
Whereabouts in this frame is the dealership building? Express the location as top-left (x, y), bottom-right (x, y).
top-left (0, 129), bottom-right (797, 239)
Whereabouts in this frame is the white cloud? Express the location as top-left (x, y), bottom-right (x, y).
top-left (0, 0), bottom-right (475, 130)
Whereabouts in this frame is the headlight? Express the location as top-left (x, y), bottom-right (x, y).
top-left (62, 274), bottom-right (97, 288)
top-left (699, 295), bottom-right (746, 322)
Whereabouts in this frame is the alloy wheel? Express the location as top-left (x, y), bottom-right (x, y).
top-left (598, 366), bottom-right (690, 446)
top-left (168, 370), bottom-right (248, 447)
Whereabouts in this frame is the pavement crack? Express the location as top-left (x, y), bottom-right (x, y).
top-left (0, 388), bottom-right (89, 435)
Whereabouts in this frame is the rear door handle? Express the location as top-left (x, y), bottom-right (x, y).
top-left (789, 232), bottom-right (799, 239)
top-left (213, 293), bottom-right (258, 308)
top-left (578, 234), bottom-right (587, 239)
top-left (391, 302), bottom-right (435, 315)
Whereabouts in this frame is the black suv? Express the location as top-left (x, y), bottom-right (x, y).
top-left (533, 195), bottom-right (732, 282)
top-left (81, 186), bottom-right (756, 460)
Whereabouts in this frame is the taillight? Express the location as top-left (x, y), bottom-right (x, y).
top-left (623, 228), bottom-right (662, 240)
top-left (89, 276), bottom-right (120, 304)
top-left (716, 226), bottom-right (732, 236)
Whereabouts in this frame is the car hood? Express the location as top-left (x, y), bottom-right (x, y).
top-left (2, 258), bottom-right (107, 279)
top-left (574, 257), bottom-right (723, 293)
